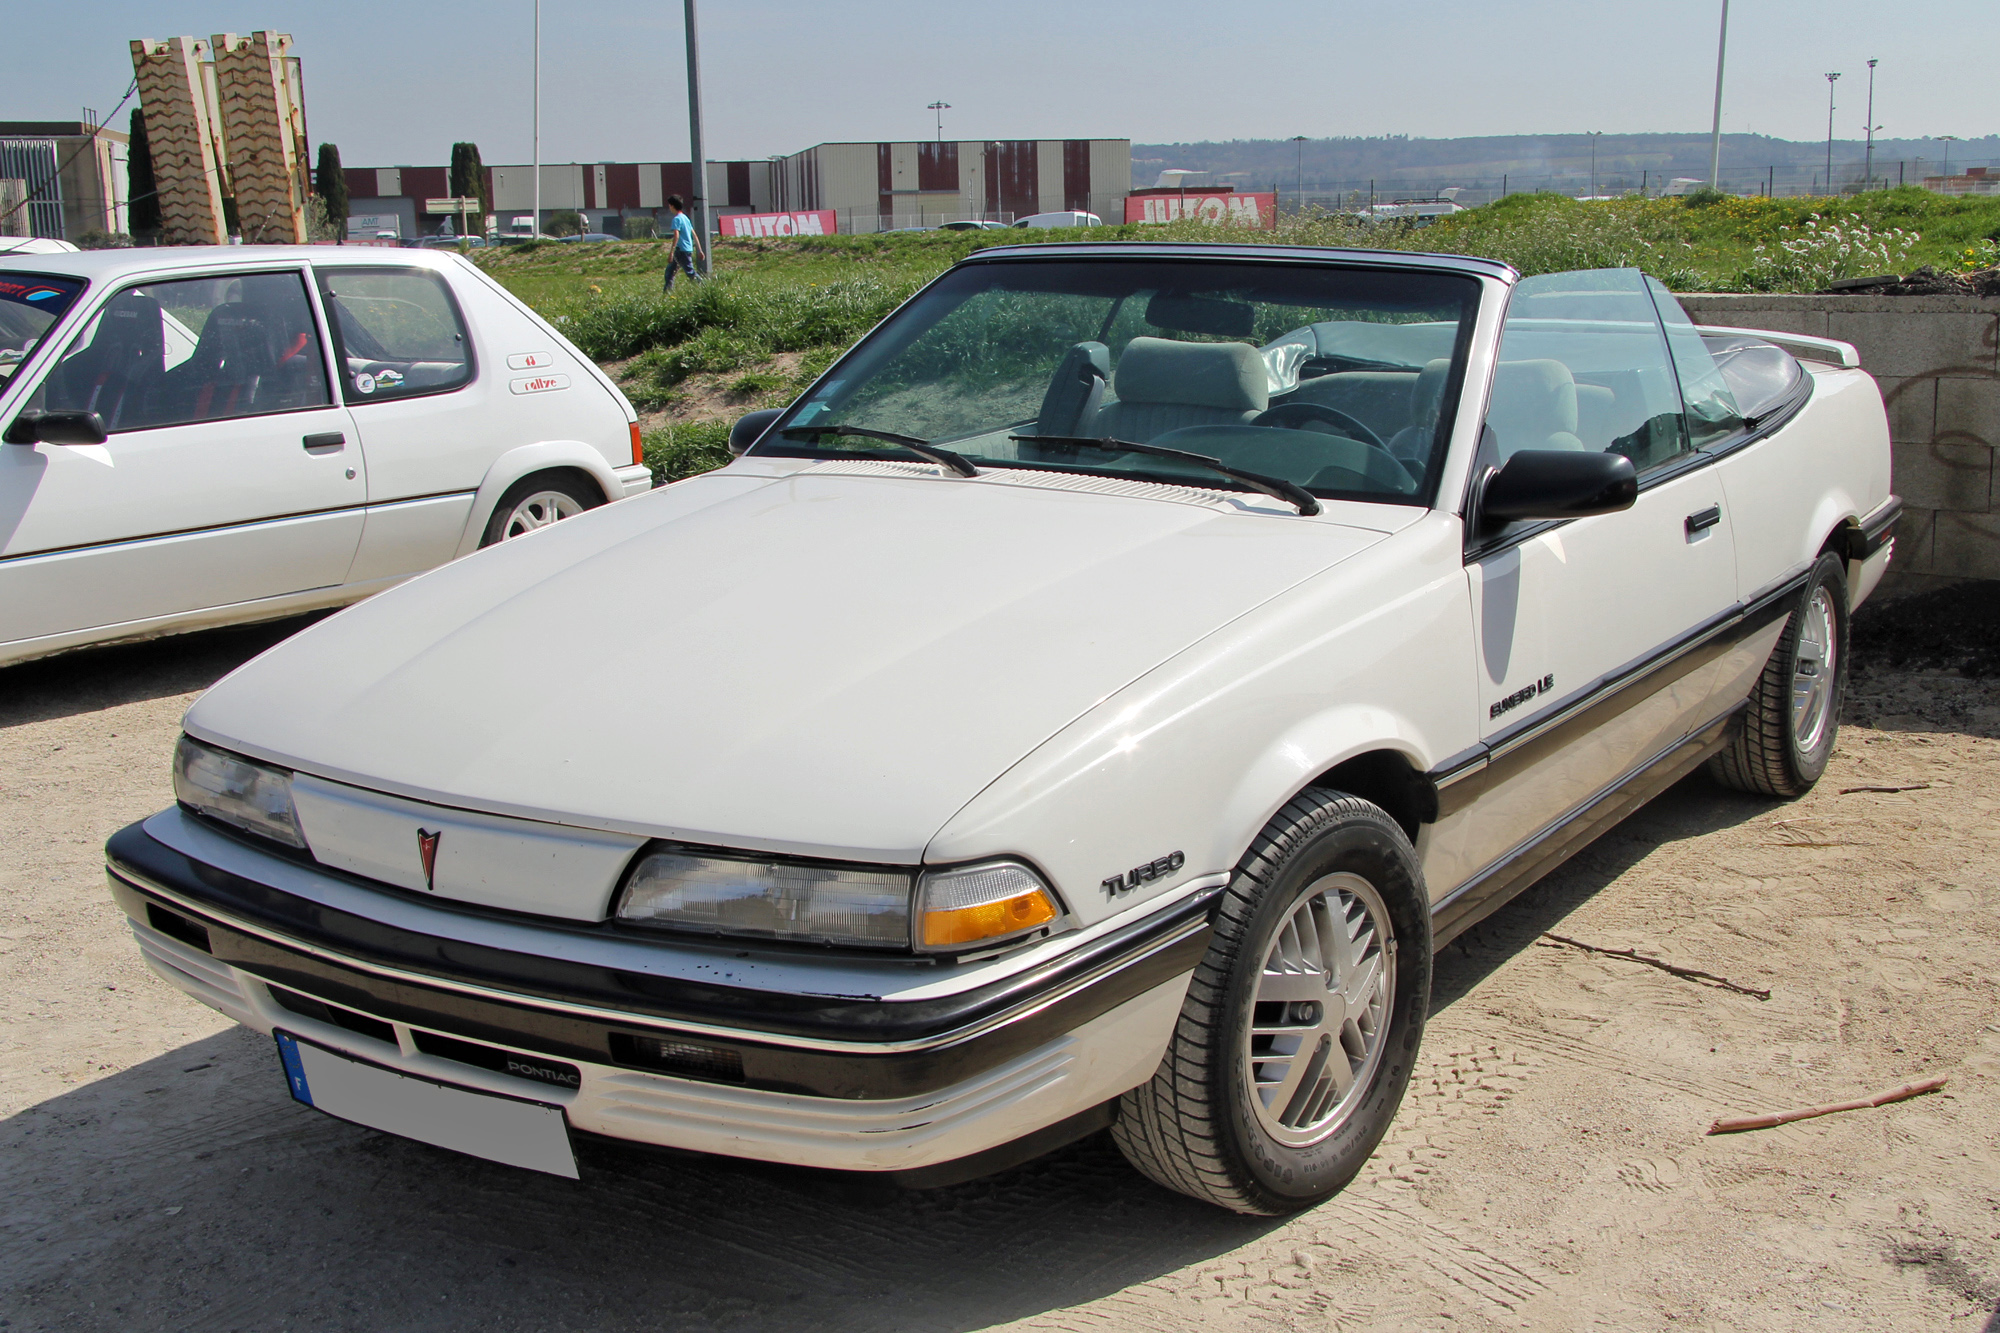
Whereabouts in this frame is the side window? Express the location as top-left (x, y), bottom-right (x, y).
top-left (1645, 276), bottom-right (1747, 450)
top-left (1486, 269), bottom-right (1688, 474)
top-left (317, 268), bottom-right (472, 402)
top-left (38, 271), bottom-right (329, 433)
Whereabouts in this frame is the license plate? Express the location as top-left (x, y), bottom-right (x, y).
top-left (276, 1031), bottom-right (578, 1179)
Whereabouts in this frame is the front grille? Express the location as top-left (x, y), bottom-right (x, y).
top-left (411, 1030), bottom-right (581, 1092)
top-left (609, 1032), bottom-right (745, 1084)
top-left (267, 985), bottom-right (397, 1045)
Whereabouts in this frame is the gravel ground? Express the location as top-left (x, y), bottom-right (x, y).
top-left (2, 607), bottom-right (1997, 1333)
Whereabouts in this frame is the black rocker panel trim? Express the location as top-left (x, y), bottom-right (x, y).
top-left (1430, 709), bottom-right (1739, 946)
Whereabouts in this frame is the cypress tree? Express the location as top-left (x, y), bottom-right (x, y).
top-left (315, 143), bottom-right (348, 239)
top-left (128, 108), bottom-right (161, 236)
top-left (449, 142), bottom-right (491, 234)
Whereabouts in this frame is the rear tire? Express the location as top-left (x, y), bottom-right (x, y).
top-left (1708, 550), bottom-right (1849, 798)
top-left (1111, 790), bottom-right (1430, 1216)
top-left (480, 472), bottom-right (602, 547)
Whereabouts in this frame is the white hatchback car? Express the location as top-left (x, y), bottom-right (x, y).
top-left (0, 247), bottom-right (650, 667)
top-left (108, 245), bottom-right (1896, 1214)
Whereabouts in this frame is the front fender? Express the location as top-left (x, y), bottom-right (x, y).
top-left (925, 514), bottom-right (1477, 928)
top-left (452, 441), bottom-right (627, 558)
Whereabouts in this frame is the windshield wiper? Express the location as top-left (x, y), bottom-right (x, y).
top-left (1009, 435), bottom-right (1322, 516)
top-left (778, 424), bottom-right (979, 477)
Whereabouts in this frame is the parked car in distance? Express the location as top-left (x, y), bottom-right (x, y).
top-left (0, 237), bottom-right (82, 255)
top-left (108, 245), bottom-right (1895, 1216)
top-left (1012, 211), bottom-right (1102, 228)
top-left (938, 220), bottom-right (1007, 231)
top-left (559, 233), bottom-right (621, 244)
top-left (0, 246), bottom-right (652, 668)
top-left (417, 235), bottom-right (486, 249)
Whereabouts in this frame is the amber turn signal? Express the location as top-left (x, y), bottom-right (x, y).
top-left (916, 861), bottom-right (1062, 951)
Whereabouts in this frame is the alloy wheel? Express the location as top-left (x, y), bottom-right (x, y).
top-left (1243, 871), bottom-right (1396, 1147)
top-left (1790, 585), bottom-right (1838, 752)
top-left (500, 490), bottom-right (583, 540)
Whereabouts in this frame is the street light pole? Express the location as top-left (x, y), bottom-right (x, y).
top-left (1937, 134), bottom-right (1959, 185)
top-left (1824, 72), bottom-right (1841, 194)
top-left (532, 0), bottom-right (540, 236)
top-left (684, 0), bottom-right (710, 275)
top-left (927, 101), bottom-right (950, 143)
top-left (1292, 135), bottom-right (1306, 214)
top-left (1707, 0), bottom-right (1729, 191)
top-left (1863, 59), bottom-right (1878, 191)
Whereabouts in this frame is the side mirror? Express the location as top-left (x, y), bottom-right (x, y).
top-left (4, 410), bottom-right (109, 446)
top-left (728, 407), bottom-right (784, 457)
top-left (1480, 449), bottom-right (1636, 528)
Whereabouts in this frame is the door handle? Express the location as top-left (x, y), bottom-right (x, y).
top-left (1685, 505), bottom-right (1721, 537)
top-left (302, 431), bottom-right (345, 452)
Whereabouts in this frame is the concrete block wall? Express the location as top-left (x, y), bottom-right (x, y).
top-left (1678, 294), bottom-right (2000, 582)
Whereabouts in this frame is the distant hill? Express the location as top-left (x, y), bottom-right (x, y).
top-left (1134, 133), bottom-right (2000, 201)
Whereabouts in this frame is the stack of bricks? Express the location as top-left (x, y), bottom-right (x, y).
top-left (1681, 293), bottom-right (2000, 584)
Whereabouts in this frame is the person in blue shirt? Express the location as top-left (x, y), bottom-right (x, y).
top-left (664, 195), bottom-right (703, 290)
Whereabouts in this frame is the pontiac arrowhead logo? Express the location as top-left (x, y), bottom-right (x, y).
top-left (416, 828), bottom-right (441, 890)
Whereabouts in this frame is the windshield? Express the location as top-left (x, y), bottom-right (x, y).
top-left (0, 272), bottom-right (86, 387)
top-left (758, 258), bottom-right (1480, 507)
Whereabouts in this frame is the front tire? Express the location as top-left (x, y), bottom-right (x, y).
top-left (480, 473), bottom-right (603, 547)
top-left (1112, 790), bottom-right (1431, 1215)
top-left (1709, 550), bottom-right (1849, 798)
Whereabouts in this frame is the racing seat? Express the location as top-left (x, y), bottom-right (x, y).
top-left (40, 290), bottom-right (166, 432)
top-left (148, 301), bottom-right (280, 424)
top-left (1088, 336), bottom-right (1268, 441)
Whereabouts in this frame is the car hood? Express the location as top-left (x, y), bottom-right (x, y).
top-left (186, 465), bottom-right (1403, 861)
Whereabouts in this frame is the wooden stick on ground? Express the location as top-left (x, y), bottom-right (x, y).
top-left (1706, 1076), bottom-right (1949, 1135)
top-left (1538, 932), bottom-right (1772, 1000)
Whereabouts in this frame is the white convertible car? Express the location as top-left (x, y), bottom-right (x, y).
top-left (107, 244), bottom-right (1896, 1215)
top-left (0, 247), bottom-right (650, 667)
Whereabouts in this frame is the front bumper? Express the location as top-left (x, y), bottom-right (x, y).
top-left (107, 812), bottom-right (1211, 1173)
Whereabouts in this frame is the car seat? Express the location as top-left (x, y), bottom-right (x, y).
top-left (1089, 336), bottom-right (1268, 442)
top-left (1384, 358), bottom-right (1452, 468)
top-left (1483, 359), bottom-right (1583, 461)
top-left (1020, 341), bottom-right (1109, 458)
top-left (41, 290), bottom-right (166, 432)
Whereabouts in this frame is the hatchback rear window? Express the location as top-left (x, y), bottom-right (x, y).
top-left (0, 271), bottom-right (86, 387)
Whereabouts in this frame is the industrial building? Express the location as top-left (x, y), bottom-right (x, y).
top-left (344, 138), bottom-right (1131, 238)
top-left (771, 139), bottom-right (1129, 231)
top-left (0, 121), bottom-right (129, 240)
top-left (343, 159), bottom-right (776, 240)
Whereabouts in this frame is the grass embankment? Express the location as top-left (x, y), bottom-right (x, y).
top-left (473, 190), bottom-right (2000, 484)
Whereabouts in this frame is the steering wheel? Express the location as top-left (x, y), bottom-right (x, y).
top-left (1252, 401), bottom-right (1390, 451)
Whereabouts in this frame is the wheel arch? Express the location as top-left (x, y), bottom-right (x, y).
top-left (453, 442), bottom-right (621, 557)
top-left (1217, 706), bottom-right (1442, 863)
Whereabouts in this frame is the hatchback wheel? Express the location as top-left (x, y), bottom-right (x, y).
top-left (1709, 550), bottom-right (1849, 798)
top-left (481, 474), bottom-right (602, 547)
top-left (1112, 789), bottom-right (1430, 1215)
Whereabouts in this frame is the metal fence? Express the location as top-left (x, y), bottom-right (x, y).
top-left (1268, 157), bottom-right (2000, 214)
top-left (0, 140), bottom-right (65, 239)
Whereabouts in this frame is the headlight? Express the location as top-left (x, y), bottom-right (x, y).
top-left (915, 860), bottom-right (1061, 953)
top-left (173, 735), bottom-right (304, 849)
top-left (616, 848), bottom-right (913, 949)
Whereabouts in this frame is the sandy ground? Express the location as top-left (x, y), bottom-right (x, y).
top-left (2, 616), bottom-right (1998, 1333)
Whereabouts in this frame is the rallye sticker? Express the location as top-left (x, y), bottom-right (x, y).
top-left (509, 373), bottom-right (571, 395)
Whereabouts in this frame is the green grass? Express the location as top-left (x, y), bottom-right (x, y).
top-left (475, 192), bottom-right (2000, 484)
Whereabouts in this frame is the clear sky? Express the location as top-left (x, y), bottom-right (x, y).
top-left (8, 1), bottom-right (1996, 166)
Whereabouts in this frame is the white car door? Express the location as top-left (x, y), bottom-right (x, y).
top-left (1427, 270), bottom-right (1738, 900)
top-left (312, 264), bottom-right (485, 582)
top-left (0, 267), bottom-right (364, 650)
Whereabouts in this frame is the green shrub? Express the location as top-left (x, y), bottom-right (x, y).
top-left (544, 209), bottom-right (585, 237)
top-left (642, 418), bottom-right (734, 485)
top-left (622, 215), bottom-right (658, 240)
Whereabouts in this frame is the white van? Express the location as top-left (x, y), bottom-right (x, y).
top-left (1012, 211), bottom-right (1102, 229)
